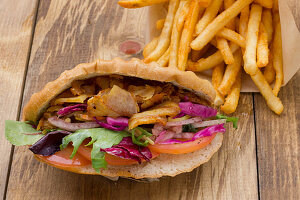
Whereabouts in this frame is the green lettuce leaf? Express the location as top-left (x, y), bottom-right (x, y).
top-left (60, 128), bottom-right (129, 172)
top-left (5, 120), bottom-right (43, 146)
top-left (216, 114), bottom-right (239, 129)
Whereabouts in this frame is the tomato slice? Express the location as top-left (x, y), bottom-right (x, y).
top-left (105, 151), bottom-right (160, 166)
top-left (35, 146), bottom-right (90, 167)
top-left (148, 133), bottom-right (217, 154)
top-left (76, 144), bottom-right (160, 166)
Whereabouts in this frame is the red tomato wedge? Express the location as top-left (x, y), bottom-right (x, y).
top-left (148, 133), bottom-right (217, 154)
top-left (35, 146), bottom-right (90, 167)
top-left (77, 144), bottom-right (160, 166)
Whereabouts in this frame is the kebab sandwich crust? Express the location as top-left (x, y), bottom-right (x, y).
top-left (23, 58), bottom-right (223, 179)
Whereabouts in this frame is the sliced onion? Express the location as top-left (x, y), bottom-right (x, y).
top-left (158, 124), bottom-right (226, 144)
top-left (94, 118), bottom-right (127, 131)
top-left (48, 116), bottom-right (100, 132)
top-left (192, 119), bottom-right (226, 128)
top-left (155, 130), bottom-right (175, 144)
top-left (174, 132), bottom-right (194, 139)
top-left (169, 125), bottom-right (182, 134)
top-left (106, 117), bottom-right (128, 127)
top-left (166, 117), bottom-right (202, 126)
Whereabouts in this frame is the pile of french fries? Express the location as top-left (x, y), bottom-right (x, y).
top-left (119, 0), bottom-right (284, 115)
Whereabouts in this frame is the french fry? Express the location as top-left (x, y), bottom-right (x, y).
top-left (157, 47), bottom-right (170, 67)
top-left (221, 71), bottom-right (242, 114)
top-left (243, 3), bottom-right (262, 75)
top-left (254, 0), bottom-right (273, 9)
top-left (176, 1), bottom-right (190, 31)
top-left (143, 37), bottom-right (159, 58)
top-left (224, 0), bottom-right (236, 30)
top-left (250, 70), bottom-right (283, 114)
top-left (257, 23), bottom-right (269, 67)
top-left (169, 0), bottom-right (187, 68)
top-left (118, 0), bottom-right (169, 8)
top-left (144, 0), bottom-right (180, 63)
top-left (217, 28), bottom-right (246, 48)
top-left (272, 12), bottom-right (283, 96)
top-left (212, 62), bottom-right (225, 106)
top-left (187, 43), bottom-right (239, 72)
top-left (191, 43), bottom-right (212, 62)
top-left (216, 37), bottom-right (235, 64)
top-left (156, 18), bottom-right (165, 30)
top-left (235, 17), bottom-right (240, 31)
top-left (273, 0), bottom-right (278, 11)
top-left (194, 0), bottom-right (223, 35)
top-left (263, 47), bottom-right (275, 84)
top-left (218, 49), bottom-right (243, 95)
top-left (262, 9), bottom-right (273, 44)
top-left (199, 0), bottom-right (213, 7)
top-left (191, 0), bottom-right (253, 51)
top-left (178, 0), bottom-right (204, 71)
top-left (210, 37), bottom-right (218, 47)
top-left (239, 5), bottom-right (250, 38)
top-left (220, 0), bottom-right (236, 68)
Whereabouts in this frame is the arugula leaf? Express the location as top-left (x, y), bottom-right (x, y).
top-left (5, 120), bottom-right (43, 146)
top-left (60, 128), bottom-right (129, 172)
top-left (182, 124), bottom-right (197, 133)
top-left (216, 114), bottom-right (239, 129)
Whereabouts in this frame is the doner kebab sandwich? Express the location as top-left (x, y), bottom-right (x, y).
top-left (5, 58), bottom-right (237, 179)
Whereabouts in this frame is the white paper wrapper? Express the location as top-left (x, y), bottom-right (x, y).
top-left (146, 1), bottom-right (300, 92)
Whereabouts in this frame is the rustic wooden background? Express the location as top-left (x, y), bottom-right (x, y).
top-left (0, 0), bottom-right (299, 199)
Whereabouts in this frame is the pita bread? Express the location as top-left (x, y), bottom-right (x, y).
top-left (24, 58), bottom-right (223, 179)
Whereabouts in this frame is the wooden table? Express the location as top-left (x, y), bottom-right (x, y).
top-left (0, 0), bottom-right (299, 199)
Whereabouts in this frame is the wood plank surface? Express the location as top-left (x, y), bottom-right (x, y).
top-left (254, 71), bottom-right (300, 200)
top-left (5, 0), bottom-right (258, 199)
top-left (0, 0), bottom-right (38, 198)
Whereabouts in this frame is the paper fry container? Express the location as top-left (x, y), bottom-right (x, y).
top-left (146, 1), bottom-right (300, 92)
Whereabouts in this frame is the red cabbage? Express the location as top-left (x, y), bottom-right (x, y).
top-left (102, 137), bottom-right (152, 163)
top-left (29, 130), bottom-right (71, 156)
top-left (179, 102), bottom-right (217, 118)
top-left (106, 117), bottom-right (128, 127)
top-left (173, 112), bottom-right (185, 119)
top-left (48, 116), bottom-right (100, 132)
top-left (57, 104), bottom-right (87, 117)
top-left (118, 137), bottom-right (133, 146)
top-left (138, 146), bottom-right (152, 162)
top-left (158, 124), bottom-right (226, 144)
top-left (94, 118), bottom-right (127, 131)
top-left (192, 124), bottom-right (226, 139)
top-left (102, 147), bottom-right (141, 162)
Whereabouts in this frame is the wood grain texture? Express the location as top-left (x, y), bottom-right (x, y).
top-left (5, 0), bottom-right (259, 199)
top-left (0, 0), bottom-right (38, 198)
top-left (255, 71), bottom-right (300, 200)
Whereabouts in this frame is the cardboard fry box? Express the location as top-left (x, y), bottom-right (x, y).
top-left (146, 1), bottom-right (300, 92)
